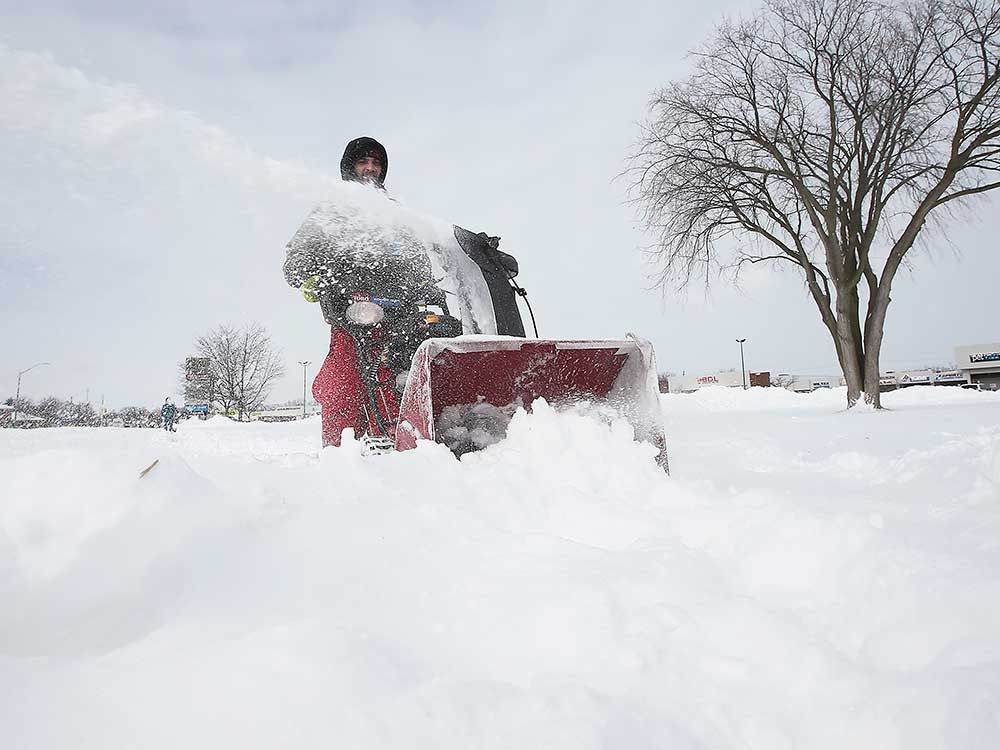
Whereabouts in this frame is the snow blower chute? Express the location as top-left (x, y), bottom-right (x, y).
top-left (284, 192), bottom-right (669, 471)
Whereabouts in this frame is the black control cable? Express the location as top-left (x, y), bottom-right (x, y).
top-left (480, 235), bottom-right (540, 338)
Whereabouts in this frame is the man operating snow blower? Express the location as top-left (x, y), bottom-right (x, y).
top-left (284, 136), bottom-right (519, 449)
top-left (285, 137), bottom-right (408, 447)
top-left (283, 136), bottom-right (668, 470)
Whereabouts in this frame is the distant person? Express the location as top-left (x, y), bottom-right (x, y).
top-left (161, 397), bottom-right (178, 432)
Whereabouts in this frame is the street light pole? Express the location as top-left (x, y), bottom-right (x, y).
top-left (298, 361), bottom-right (311, 419)
top-left (736, 339), bottom-right (747, 389)
top-left (12, 362), bottom-right (50, 427)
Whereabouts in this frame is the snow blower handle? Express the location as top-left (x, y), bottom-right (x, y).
top-left (316, 250), bottom-right (446, 330)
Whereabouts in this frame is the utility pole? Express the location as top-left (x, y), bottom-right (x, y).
top-left (12, 362), bottom-right (50, 427)
top-left (298, 361), bottom-right (311, 419)
top-left (736, 339), bottom-right (747, 389)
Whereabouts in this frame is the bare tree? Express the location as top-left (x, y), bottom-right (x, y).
top-left (116, 406), bottom-right (159, 428)
top-left (632, 0), bottom-right (1000, 407)
top-left (771, 373), bottom-right (797, 388)
top-left (194, 324), bottom-right (285, 420)
top-left (2, 395), bottom-right (102, 427)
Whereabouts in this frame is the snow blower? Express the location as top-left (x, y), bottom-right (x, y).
top-left (285, 193), bottom-right (669, 472)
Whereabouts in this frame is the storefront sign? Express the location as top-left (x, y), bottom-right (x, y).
top-left (184, 357), bottom-right (214, 406)
top-left (970, 352), bottom-right (1000, 363)
top-left (934, 371), bottom-right (965, 382)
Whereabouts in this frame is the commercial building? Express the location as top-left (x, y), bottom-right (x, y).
top-left (929, 369), bottom-right (968, 386)
top-left (665, 370), bottom-right (747, 393)
top-left (665, 366), bottom-right (974, 394)
top-left (782, 375), bottom-right (844, 393)
top-left (662, 342), bottom-right (1000, 394)
top-left (250, 404), bottom-right (320, 422)
top-left (665, 370), bottom-right (771, 393)
top-left (955, 343), bottom-right (1000, 390)
top-left (880, 368), bottom-right (970, 390)
top-left (896, 368), bottom-right (933, 387)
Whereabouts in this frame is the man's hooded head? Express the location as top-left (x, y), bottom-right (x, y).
top-left (340, 136), bottom-right (388, 187)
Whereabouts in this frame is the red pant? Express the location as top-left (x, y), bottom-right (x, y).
top-left (312, 327), bottom-right (399, 447)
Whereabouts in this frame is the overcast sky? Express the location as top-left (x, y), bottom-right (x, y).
top-left (2, 0), bottom-right (998, 407)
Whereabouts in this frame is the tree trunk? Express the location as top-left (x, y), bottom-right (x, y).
top-left (846, 286), bottom-right (864, 373)
top-left (804, 280), bottom-right (867, 408)
top-left (863, 345), bottom-right (883, 408)
top-left (862, 287), bottom-right (892, 409)
top-left (835, 291), bottom-right (865, 406)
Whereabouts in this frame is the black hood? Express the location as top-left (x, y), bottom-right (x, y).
top-left (340, 136), bottom-right (388, 186)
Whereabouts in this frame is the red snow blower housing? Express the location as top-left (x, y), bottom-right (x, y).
top-left (395, 335), bottom-right (669, 472)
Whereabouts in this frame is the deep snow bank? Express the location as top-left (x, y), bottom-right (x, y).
top-left (2, 389), bottom-right (999, 748)
top-left (670, 383), bottom-right (1000, 412)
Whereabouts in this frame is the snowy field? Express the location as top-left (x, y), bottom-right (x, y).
top-left (2, 386), bottom-right (999, 749)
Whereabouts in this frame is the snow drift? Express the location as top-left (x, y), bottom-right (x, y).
top-left (2, 387), bottom-right (999, 748)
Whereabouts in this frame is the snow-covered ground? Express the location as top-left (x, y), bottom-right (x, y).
top-left (2, 387), bottom-right (999, 748)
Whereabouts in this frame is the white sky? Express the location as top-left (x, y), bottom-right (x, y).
top-left (2, 0), bottom-right (998, 407)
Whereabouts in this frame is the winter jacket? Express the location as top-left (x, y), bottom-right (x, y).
top-left (284, 137), bottom-right (390, 290)
top-left (284, 136), bottom-right (523, 336)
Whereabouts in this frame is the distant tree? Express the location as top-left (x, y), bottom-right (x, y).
top-left (33, 396), bottom-right (65, 426)
top-left (56, 400), bottom-right (99, 427)
top-left (771, 374), bottom-right (796, 389)
top-left (4, 395), bottom-right (119, 428)
top-left (193, 324), bottom-right (285, 421)
top-left (632, 0), bottom-right (1000, 407)
top-left (117, 405), bottom-right (157, 428)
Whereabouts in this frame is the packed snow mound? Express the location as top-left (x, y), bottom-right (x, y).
top-left (665, 383), bottom-right (1000, 413)
top-left (880, 383), bottom-right (1000, 406)
top-left (2, 389), bottom-right (1000, 748)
